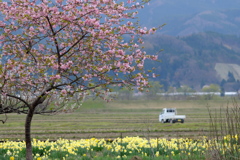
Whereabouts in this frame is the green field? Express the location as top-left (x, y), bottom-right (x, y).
top-left (0, 97), bottom-right (238, 141)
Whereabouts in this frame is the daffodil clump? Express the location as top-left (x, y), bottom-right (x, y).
top-left (0, 135), bottom-right (239, 160)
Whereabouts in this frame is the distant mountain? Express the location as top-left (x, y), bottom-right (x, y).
top-left (138, 0), bottom-right (240, 36)
top-left (137, 1), bottom-right (240, 91)
top-left (176, 9), bottom-right (240, 36)
top-left (144, 32), bottom-right (240, 91)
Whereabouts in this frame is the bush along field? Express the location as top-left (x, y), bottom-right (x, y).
top-left (0, 134), bottom-right (239, 160)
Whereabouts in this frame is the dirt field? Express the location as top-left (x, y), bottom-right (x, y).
top-left (0, 97), bottom-right (237, 140)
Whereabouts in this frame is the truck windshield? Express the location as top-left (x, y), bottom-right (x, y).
top-left (167, 109), bottom-right (175, 112)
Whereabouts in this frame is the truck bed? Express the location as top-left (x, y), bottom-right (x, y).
top-left (163, 115), bottom-right (186, 119)
top-left (173, 115), bottom-right (186, 119)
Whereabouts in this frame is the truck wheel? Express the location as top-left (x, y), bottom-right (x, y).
top-left (181, 120), bottom-right (184, 123)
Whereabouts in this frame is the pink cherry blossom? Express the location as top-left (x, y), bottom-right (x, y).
top-left (0, 1), bottom-right (159, 159)
top-left (61, 89), bottom-right (67, 95)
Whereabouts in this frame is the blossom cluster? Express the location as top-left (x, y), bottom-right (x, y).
top-left (0, 0), bottom-right (157, 92)
top-left (1, 135), bottom-right (239, 160)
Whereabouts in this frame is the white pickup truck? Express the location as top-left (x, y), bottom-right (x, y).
top-left (159, 108), bottom-right (186, 123)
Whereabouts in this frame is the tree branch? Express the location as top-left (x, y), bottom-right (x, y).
top-left (45, 16), bottom-right (61, 64)
top-left (61, 32), bottom-right (88, 58)
top-left (0, 113), bottom-right (7, 124)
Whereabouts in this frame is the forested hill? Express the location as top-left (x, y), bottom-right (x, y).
top-left (144, 32), bottom-right (240, 91)
top-left (136, 0), bottom-right (240, 92)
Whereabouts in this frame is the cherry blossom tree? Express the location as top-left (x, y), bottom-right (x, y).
top-left (0, 0), bottom-right (159, 159)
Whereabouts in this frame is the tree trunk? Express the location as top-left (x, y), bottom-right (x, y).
top-left (25, 108), bottom-right (34, 160)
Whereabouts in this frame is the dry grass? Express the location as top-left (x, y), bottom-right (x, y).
top-left (0, 97), bottom-right (238, 140)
